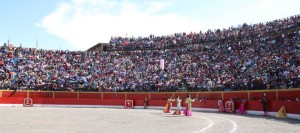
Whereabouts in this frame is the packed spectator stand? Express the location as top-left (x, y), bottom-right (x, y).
top-left (108, 15), bottom-right (300, 50)
top-left (1, 15), bottom-right (300, 92)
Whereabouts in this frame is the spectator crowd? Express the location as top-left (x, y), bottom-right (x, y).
top-left (109, 15), bottom-right (300, 50)
top-left (1, 15), bottom-right (300, 92)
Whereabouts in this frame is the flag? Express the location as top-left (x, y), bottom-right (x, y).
top-left (160, 59), bottom-right (164, 70)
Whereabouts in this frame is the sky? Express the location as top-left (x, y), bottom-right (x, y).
top-left (0, 0), bottom-right (300, 51)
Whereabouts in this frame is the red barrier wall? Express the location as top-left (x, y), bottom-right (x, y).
top-left (170, 93), bottom-right (186, 100)
top-left (30, 92), bottom-right (53, 99)
top-left (223, 92), bottom-right (248, 101)
top-left (0, 97), bottom-right (24, 104)
top-left (79, 93), bottom-right (102, 99)
top-left (54, 92), bottom-right (77, 98)
top-left (0, 89), bottom-right (299, 114)
top-left (33, 98), bottom-right (124, 105)
top-left (193, 100), bottom-right (219, 108)
top-left (278, 90), bottom-right (300, 100)
top-left (249, 91), bottom-right (276, 101)
top-left (150, 93), bottom-right (173, 100)
top-left (271, 101), bottom-right (300, 114)
top-left (172, 93), bottom-right (198, 100)
top-left (148, 100), bottom-right (169, 106)
top-left (103, 93), bottom-right (125, 99)
top-left (127, 93), bottom-right (149, 100)
top-left (198, 93), bottom-right (221, 100)
top-left (2, 91), bottom-right (27, 98)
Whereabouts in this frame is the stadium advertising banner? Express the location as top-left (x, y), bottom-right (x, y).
top-left (160, 59), bottom-right (164, 70)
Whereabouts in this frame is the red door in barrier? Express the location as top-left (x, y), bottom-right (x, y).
top-left (23, 98), bottom-right (33, 107)
top-left (225, 101), bottom-right (234, 112)
top-left (125, 100), bottom-right (133, 109)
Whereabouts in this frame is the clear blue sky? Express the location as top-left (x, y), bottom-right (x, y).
top-left (1, 0), bottom-right (300, 51)
top-left (0, 0), bottom-right (70, 50)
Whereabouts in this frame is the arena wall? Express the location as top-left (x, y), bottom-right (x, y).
top-left (0, 89), bottom-right (300, 114)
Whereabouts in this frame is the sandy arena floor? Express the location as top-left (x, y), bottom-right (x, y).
top-left (0, 107), bottom-right (299, 133)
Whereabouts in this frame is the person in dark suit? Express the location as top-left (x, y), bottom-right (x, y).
top-left (260, 92), bottom-right (268, 116)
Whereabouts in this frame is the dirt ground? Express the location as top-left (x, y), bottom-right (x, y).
top-left (0, 107), bottom-right (299, 133)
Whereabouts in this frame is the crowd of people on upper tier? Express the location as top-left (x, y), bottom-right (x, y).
top-left (0, 15), bottom-right (300, 92)
top-left (109, 14), bottom-right (300, 50)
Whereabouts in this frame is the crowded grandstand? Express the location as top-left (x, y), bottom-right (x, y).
top-left (1, 15), bottom-right (300, 92)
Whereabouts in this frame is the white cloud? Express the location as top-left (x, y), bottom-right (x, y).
top-left (38, 0), bottom-right (203, 50)
top-left (254, 0), bottom-right (300, 23)
top-left (256, 0), bottom-right (274, 8)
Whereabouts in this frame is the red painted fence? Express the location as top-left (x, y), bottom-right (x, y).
top-left (0, 89), bottom-right (299, 114)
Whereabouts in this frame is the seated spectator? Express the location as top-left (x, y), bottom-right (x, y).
top-left (0, 14), bottom-right (300, 93)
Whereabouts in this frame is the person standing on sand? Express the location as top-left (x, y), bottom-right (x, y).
top-left (218, 98), bottom-right (225, 112)
top-left (260, 92), bottom-right (268, 116)
top-left (144, 98), bottom-right (148, 109)
top-left (163, 96), bottom-right (175, 113)
top-left (173, 96), bottom-right (182, 115)
top-left (183, 94), bottom-right (196, 116)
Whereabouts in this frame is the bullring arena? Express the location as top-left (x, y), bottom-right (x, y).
top-left (1, 11), bottom-right (300, 132)
top-left (0, 90), bottom-right (299, 133)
